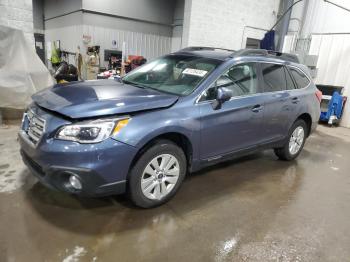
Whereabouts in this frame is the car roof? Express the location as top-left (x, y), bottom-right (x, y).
top-left (172, 47), bottom-right (300, 64)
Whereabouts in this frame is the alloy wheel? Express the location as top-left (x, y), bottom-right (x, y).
top-left (289, 126), bottom-right (305, 155)
top-left (141, 154), bottom-right (180, 200)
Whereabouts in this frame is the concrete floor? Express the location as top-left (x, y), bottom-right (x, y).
top-left (1, 124), bottom-right (350, 262)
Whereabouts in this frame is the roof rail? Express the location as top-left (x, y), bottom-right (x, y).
top-left (232, 49), bottom-right (268, 57)
top-left (232, 49), bottom-right (299, 63)
top-left (267, 50), bottom-right (299, 63)
top-left (179, 46), bottom-right (235, 52)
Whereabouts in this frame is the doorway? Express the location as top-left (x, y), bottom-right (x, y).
top-left (246, 38), bottom-right (261, 49)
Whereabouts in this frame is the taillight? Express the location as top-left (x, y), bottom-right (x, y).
top-left (315, 89), bottom-right (322, 103)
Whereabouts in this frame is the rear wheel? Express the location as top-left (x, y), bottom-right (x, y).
top-left (274, 119), bottom-right (307, 161)
top-left (128, 139), bottom-right (187, 208)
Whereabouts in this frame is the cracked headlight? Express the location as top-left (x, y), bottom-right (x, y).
top-left (56, 118), bottom-right (130, 143)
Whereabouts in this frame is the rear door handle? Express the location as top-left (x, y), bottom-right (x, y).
top-left (292, 97), bottom-right (300, 104)
top-left (251, 104), bottom-right (263, 113)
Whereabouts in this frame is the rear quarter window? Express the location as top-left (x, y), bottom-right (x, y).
top-left (288, 67), bottom-right (310, 89)
top-left (284, 67), bottom-right (296, 90)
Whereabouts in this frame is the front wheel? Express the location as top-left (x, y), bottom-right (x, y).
top-left (274, 119), bottom-right (307, 161)
top-left (128, 139), bottom-right (187, 208)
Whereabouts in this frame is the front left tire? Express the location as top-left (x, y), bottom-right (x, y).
top-left (128, 139), bottom-right (187, 208)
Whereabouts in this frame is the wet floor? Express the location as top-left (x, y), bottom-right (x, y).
top-left (1, 124), bottom-right (350, 261)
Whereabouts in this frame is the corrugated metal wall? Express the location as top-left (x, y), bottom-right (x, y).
top-left (45, 26), bottom-right (172, 69)
top-left (83, 25), bottom-right (172, 66)
top-left (45, 25), bottom-right (83, 55)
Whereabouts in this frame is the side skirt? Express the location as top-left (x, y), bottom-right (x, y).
top-left (191, 138), bottom-right (287, 172)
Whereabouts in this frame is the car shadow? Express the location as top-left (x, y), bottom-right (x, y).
top-left (24, 149), bottom-right (306, 236)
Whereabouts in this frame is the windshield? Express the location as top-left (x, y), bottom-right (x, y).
top-left (122, 55), bottom-right (222, 95)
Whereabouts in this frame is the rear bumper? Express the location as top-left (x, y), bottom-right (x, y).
top-left (19, 131), bottom-right (138, 197)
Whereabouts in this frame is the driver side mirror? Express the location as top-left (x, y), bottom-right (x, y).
top-left (212, 86), bottom-right (233, 110)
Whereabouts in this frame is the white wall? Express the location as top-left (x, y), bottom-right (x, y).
top-left (182, 0), bottom-right (279, 50)
top-left (0, 0), bottom-right (34, 47)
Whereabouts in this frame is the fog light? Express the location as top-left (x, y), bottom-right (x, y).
top-left (69, 175), bottom-right (82, 190)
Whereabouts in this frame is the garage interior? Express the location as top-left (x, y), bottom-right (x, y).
top-left (1, 0), bottom-right (350, 261)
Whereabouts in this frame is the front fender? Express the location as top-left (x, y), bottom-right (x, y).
top-left (112, 104), bottom-right (201, 161)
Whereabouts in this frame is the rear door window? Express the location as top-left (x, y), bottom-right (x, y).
top-left (288, 67), bottom-right (310, 89)
top-left (261, 63), bottom-right (286, 92)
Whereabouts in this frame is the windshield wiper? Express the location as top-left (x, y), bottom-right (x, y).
top-left (122, 79), bottom-right (147, 89)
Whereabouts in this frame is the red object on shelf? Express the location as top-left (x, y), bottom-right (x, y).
top-left (125, 55), bottom-right (147, 72)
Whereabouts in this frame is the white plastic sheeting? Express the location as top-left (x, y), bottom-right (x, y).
top-left (309, 34), bottom-right (350, 128)
top-left (301, 0), bottom-right (350, 36)
top-left (0, 26), bottom-right (54, 109)
top-left (285, 0), bottom-right (350, 127)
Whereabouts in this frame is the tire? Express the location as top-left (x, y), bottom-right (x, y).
top-left (128, 139), bottom-right (187, 208)
top-left (274, 119), bottom-right (307, 161)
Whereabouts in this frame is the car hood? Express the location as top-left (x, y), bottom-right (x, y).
top-left (32, 80), bottom-right (179, 119)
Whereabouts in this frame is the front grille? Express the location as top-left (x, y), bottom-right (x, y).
top-left (21, 109), bottom-right (46, 146)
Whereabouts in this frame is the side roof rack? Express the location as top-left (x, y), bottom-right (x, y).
top-left (179, 46), bottom-right (235, 52)
top-left (267, 50), bottom-right (300, 63)
top-left (232, 49), bottom-right (268, 57)
top-left (233, 49), bottom-right (299, 63)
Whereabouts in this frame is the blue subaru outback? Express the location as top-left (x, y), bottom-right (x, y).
top-left (19, 47), bottom-right (321, 208)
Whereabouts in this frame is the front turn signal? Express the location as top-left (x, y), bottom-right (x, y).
top-left (113, 118), bottom-right (130, 135)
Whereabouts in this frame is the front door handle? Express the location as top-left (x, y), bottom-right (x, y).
top-left (251, 104), bottom-right (263, 113)
top-left (292, 97), bottom-right (300, 104)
